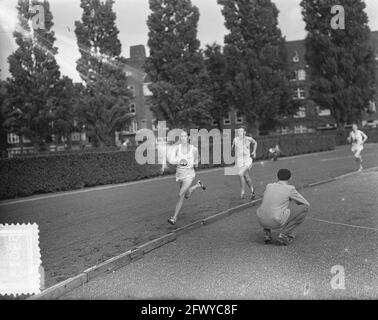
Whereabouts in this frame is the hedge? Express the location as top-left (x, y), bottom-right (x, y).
top-left (328, 128), bottom-right (378, 146)
top-left (254, 134), bottom-right (335, 159)
top-left (0, 134), bottom-right (335, 200)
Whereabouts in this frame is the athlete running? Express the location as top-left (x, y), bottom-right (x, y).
top-left (168, 130), bottom-right (206, 225)
top-left (232, 126), bottom-right (257, 200)
top-left (347, 124), bottom-right (368, 172)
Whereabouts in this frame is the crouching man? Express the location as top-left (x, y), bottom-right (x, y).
top-left (257, 169), bottom-right (310, 246)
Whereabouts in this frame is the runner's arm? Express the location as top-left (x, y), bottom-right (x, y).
top-left (248, 137), bottom-right (258, 157)
top-left (361, 131), bottom-right (368, 144)
top-left (347, 132), bottom-right (352, 144)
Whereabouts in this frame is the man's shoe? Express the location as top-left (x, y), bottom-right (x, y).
top-left (263, 229), bottom-right (272, 244)
top-left (277, 233), bottom-right (293, 246)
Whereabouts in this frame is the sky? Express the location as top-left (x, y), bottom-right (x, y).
top-left (1, 0), bottom-right (378, 82)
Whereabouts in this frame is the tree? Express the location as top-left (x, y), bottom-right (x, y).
top-left (301, 0), bottom-right (376, 127)
top-left (74, 0), bottom-right (133, 147)
top-left (3, 0), bottom-right (62, 151)
top-left (218, 0), bottom-right (292, 135)
top-left (50, 76), bottom-right (79, 148)
top-left (145, 0), bottom-right (212, 129)
top-left (204, 43), bottom-right (232, 129)
top-left (0, 70), bottom-right (8, 153)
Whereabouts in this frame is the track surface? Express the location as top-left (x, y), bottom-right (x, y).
top-left (64, 168), bottom-right (378, 299)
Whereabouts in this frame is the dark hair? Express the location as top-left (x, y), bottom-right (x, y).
top-left (238, 125), bottom-right (247, 132)
top-left (277, 169), bottom-right (291, 181)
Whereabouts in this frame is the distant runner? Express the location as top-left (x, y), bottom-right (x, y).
top-left (232, 126), bottom-right (257, 200)
top-left (347, 124), bottom-right (368, 172)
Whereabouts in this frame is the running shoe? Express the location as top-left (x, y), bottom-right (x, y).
top-left (168, 218), bottom-right (176, 225)
top-left (198, 180), bottom-right (206, 190)
top-left (277, 233), bottom-right (293, 246)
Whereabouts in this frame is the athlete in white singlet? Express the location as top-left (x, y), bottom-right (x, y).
top-left (347, 124), bottom-right (368, 171)
top-left (168, 130), bottom-right (206, 225)
top-left (232, 127), bottom-right (257, 200)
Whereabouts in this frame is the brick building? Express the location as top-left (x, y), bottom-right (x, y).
top-left (281, 30), bottom-right (378, 134)
top-left (120, 45), bottom-right (249, 136)
top-left (116, 45), bottom-right (155, 145)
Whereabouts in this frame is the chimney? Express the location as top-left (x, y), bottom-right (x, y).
top-left (130, 45), bottom-right (146, 59)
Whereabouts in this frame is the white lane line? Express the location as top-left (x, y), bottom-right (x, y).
top-left (321, 156), bottom-right (350, 162)
top-left (309, 218), bottom-right (378, 232)
top-left (0, 146), bottom-right (370, 207)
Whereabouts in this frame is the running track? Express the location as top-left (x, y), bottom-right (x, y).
top-left (64, 169), bottom-right (378, 299)
top-left (1, 144), bottom-right (378, 288)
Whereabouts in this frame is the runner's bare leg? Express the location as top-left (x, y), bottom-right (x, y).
top-left (171, 178), bottom-right (194, 222)
top-left (243, 169), bottom-right (254, 194)
top-left (185, 180), bottom-right (203, 199)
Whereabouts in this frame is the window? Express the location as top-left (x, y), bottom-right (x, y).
top-left (294, 125), bottom-right (307, 134)
top-left (294, 107), bottom-right (306, 118)
top-left (318, 108), bottom-right (331, 116)
top-left (297, 69), bottom-right (306, 81)
top-left (71, 133), bottom-right (81, 142)
top-left (290, 70), bottom-right (306, 81)
top-left (292, 87), bottom-right (305, 100)
top-left (128, 85), bottom-right (135, 98)
top-left (223, 112), bottom-right (231, 125)
top-left (212, 119), bottom-right (219, 126)
top-left (126, 120), bottom-right (138, 133)
top-left (129, 103), bottom-right (136, 114)
top-left (143, 83), bottom-right (153, 96)
top-left (235, 111), bottom-right (244, 124)
top-left (7, 133), bottom-right (20, 144)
